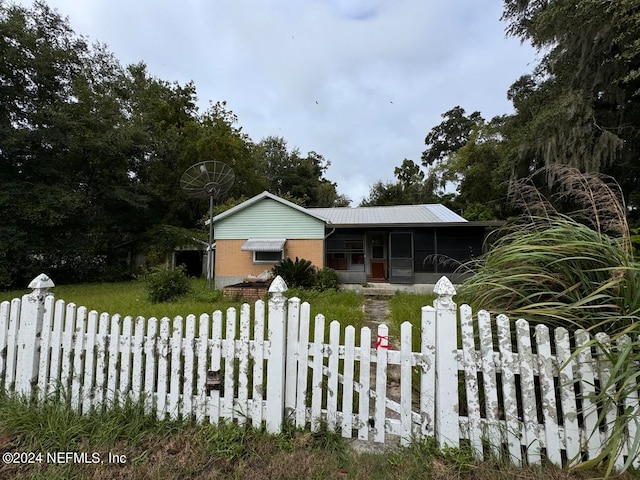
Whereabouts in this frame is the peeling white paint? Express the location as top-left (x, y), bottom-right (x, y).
top-left (3, 275), bottom-right (636, 467)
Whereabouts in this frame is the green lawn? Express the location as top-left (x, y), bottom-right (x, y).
top-left (388, 291), bottom-right (436, 340)
top-left (0, 278), bottom-right (364, 328)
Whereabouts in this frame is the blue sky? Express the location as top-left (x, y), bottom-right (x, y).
top-left (19, 0), bottom-right (537, 204)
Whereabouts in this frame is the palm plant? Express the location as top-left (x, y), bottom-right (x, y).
top-left (272, 257), bottom-right (316, 289)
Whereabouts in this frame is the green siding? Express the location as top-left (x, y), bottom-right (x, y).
top-left (215, 198), bottom-right (326, 239)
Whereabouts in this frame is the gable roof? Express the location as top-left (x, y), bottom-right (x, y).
top-left (213, 192), bottom-right (470, 228)
top-left (306, 204), bottom-right (467, 227)
top-left (212, 191), bottom-right (330, 224)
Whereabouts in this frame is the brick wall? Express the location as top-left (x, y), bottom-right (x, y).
top-left (222, 284), bottom-right (268, 301)
top-left (215, 239), bottom-right (325, 278)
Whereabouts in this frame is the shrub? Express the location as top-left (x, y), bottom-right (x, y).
top-left (272, 257), bottom-right (315, 289)
top-left (314, 267), bottom-right (339, 291)
top-left (145, 266), bottom-right (191, 303)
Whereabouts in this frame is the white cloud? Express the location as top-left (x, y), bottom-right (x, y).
top-left (16, 0), bottom-right (537, 204)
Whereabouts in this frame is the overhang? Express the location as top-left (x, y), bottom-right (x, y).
top-left (240, 238), bottom-right (287, 252)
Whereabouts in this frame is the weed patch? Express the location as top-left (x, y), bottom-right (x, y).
top-left (0, 395), bottom-right (634, 479)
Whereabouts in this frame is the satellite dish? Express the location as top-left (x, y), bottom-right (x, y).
top-left (180, 161), bottom-right (235, 288)
top-left (180, 161), bottom-right (235, 199)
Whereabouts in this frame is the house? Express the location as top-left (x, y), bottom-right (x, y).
top-left (212, 191), bottom-right (498, 289)
top-left (213, 192), bottom-right (328, 289)
top-left (306, 204), bottom-right (501, 285)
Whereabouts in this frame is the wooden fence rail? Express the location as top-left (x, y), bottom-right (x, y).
top-left (1, 273), bottom-right (638, 468)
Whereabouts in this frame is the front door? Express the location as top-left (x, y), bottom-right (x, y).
top-left (389, 232), bottom-right (414, 284)
top-left (367, 233), bottom-right (387, 280)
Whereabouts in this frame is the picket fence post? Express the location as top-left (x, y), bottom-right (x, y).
top-left (15, 274), bottom-right (55, 396)
top-left (265, 275), bottom-right (288, 433)
top-left (433, 276), bottom-right (460, 448)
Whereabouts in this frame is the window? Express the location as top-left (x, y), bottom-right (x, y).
top-left (254, 250), bottom-right (283, 263)
top-left (326, 234), bottom-right (365, 271)
top-left (241, 238), bottom-right (286, 264)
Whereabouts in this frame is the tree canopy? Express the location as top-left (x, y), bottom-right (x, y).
top-left (360, 159), bottom-right (447, 207)
top-left (398, 0), bottom-right (640, 223)
top-left (0, 1), bottom-right (347, 287)
top-left (5, 0), bottom-right (639, 286)
top-left (506, 0), bottom-right (640, 209)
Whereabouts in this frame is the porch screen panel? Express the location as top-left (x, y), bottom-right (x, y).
top-left (325, 233), bottom-right (365, 271)
top-left (413, 231), bottom-right (436, 273)
top-left (435, 227), bottom-right (484, 273)
top-left (389, 232), bottom-right (413, 284)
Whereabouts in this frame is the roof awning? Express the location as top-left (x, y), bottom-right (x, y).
top-left (241, 238), bottom-right (286, 252)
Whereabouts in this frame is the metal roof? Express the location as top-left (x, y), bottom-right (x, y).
top-left (306, 204), bottom-right (467, 226)
top-left (241, 238), bottom-right (287, 252)
top-left (211, 191), bottom-right (471, 228)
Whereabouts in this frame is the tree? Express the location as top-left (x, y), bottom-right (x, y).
top-left (360, 159), bottom-right (444, 207)
top-left (0, 2), bottom-right (145, 285)
top-left (253, 136), bottom-right (348, 207)
top-left (421, 109), bottom-right (514, 219)
top-left (0, 2), bottom-right (350, 286)
top-left (421, 107), bottom-right (483, 169)
top-left (502, 0), bottom-right (640, 216)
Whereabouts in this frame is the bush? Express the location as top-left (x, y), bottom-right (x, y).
top-left (314, 267), bottom-right (339, 291)
top-left (272, 257), bottom-right (315, 289)
top-left (145, 266), bottom-right (191, 303)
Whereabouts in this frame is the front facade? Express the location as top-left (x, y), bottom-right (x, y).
top-left (307, 205), bottom-right (490, 284)
top-left (213, 192), bottom-right (327, 289)
top-left (213, 192), bottom-right (495, 288)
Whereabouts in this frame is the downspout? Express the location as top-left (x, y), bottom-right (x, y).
top-left (324, 227), bottom-right (336, 240)
top-left (323, 226), bottom-right (336, 270)
top-left (434, 229), bottom-right (438, 274)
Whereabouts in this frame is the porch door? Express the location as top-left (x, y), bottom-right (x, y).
top-left (367, 233), bottom-right (387, 280)
top-left (389, 232), bottom-right (414, 284)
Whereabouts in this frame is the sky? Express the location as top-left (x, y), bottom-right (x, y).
top-left (18, 0), bottom-right (538, 205)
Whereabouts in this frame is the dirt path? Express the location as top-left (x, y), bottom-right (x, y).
top-left (362, 297), bottom-right (402, 404)
top-left (351, 296), bottom-right (402, 453)
top-left (363, 297), bottom-right (391, 335)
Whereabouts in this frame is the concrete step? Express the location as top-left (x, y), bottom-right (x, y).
top-left (341, 283), bottom-right (437, 296)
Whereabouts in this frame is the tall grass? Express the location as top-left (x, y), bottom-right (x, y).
top-left (458, 167), bottom-right (640, 474)
top-left (459, 166), bottom-right (640, 333)
top-left (388, 292), bottom-right (436, 351)
top-left (0, 392), bottom-right (182, 452)
top-left (1, 393), bottom-right (629, 479)
top-left (458, 215), bottom-right (640, 332)
top-left (0, 278), bottom-right (234, 320)
top-left (0, 278), bottom-right (364, 328)
top-left (287, 287), bottom-right (365, 331)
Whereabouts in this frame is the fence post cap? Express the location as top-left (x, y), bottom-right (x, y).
top-left (27, 273), bottom-right (55, 300)
top-left (433, 276), bottom-right (456, 296)
top-left (28, 273), bottom-right (55, 290)
top-left (268, 275), bottom-right (288, 295)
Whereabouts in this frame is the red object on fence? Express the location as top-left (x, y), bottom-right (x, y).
top-left (375, 334), bottom-right (390, 349)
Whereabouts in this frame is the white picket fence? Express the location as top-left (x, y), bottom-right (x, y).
top-left (1, 273), bottom-right (638, 468)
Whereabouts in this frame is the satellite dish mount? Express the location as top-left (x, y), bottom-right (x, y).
top-left (180, 161), bottom-right (235, 288)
